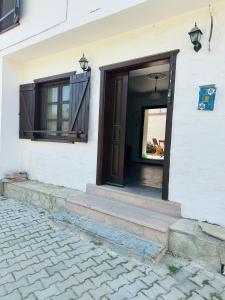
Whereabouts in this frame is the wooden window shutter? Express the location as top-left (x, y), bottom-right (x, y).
top-left (0, 0), bottom-right (20, 33)
top-left (68, 71), bottom-right (91, 143)
top-left (19, 83), bottom-right (36, 140)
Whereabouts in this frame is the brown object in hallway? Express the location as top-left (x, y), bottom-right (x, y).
top-left (152, 138), bottom-right (159, 146)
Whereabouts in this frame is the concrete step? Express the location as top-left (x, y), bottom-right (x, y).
top-left (53, 211), bottom-right (166, 264)
top-left (86, 184), bottom-right (181, 218)
top-left (66, 193), bottom-right (178, 246)
top-left (3, 180), bottom-right (179, 249)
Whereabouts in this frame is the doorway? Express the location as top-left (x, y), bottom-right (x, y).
top-left (97, 50), bottom-right (179, 200)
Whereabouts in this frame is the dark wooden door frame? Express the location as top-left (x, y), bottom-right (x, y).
top-left (96, 49), bottom-right (180, 200)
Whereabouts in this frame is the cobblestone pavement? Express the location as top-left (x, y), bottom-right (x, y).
top-left (0, 198), bottom-right (224, 300)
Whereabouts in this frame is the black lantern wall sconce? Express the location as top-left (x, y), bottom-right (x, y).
top-left (79, 53), bottom-right (91, 72)
top-left (188, 23), bottom-right (203, 52)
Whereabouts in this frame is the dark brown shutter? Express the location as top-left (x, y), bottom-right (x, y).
top-left (68, 71), bottom-right (91, 143)
top-left (19, 83), bottom-right (35, 140)
top-left (0, 0), bottom-right (20, 33)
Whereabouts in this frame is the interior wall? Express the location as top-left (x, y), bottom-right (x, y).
top-left (126, 91), bottom-right (167, 163)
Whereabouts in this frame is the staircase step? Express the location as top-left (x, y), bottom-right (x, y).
top-left (53, 211), bottom-right (166, 264)
top-left (66, 193), bottom-right (178, 246)
top-left (86, 184), bottom-right (181, 218)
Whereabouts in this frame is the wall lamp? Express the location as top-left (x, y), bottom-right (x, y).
top-left (188, 23), bottom-right (203, 52)
top-left (79, 53), bottom-right (91, 72)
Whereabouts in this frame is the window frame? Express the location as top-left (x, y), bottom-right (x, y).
top-left (0, 0), bottom-right (20, 34)
top-left (34, 72), bottom-right (75, 142)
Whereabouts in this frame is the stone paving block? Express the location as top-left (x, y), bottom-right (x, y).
top-left (124, 279), bottom-right (147, 298)
top-left (158, 275), bottom-right (177, 291)
top-left (78, 292), bottom-right (93, 300)
top-left (176, 279), bottom-right (199, 295)
top-left (123, 260), bottom-right (138, 271)
top-left (20, 256), bottom-right (39, 269)
top-left (90, 272), bottom-right (112, 288)
top-left (35, 283), bottom-right (61, 299)
top-left (106, 264), bottom-right (128, 279)
top-left (19, 280), bottom-right (44, 298)
top-left (56, 276), bottom-right (79, 291)
top-left (107, 285), bottom-right (133, 300)
top-left (122, 269), bottom-right (144, 282)
top-left (51, 289), bottom-right (77, 300)
top-left (72, 278), bottom-right (96, 296)
top-left (106, 274), bottom-right (129, 292)
top-left (64, 255), bottom-right (83, 267)
top-left (140, 271), bottom-right (160, 286)
top-left (4, 277), bottom-right (28, 294)
top-left (131, 292), bottom-right (150, 300)
top-left (78, 258), bottom-right (97, 271)
top-left (143, 283), bottom-right (167, 299)
top-left (89, 283), bottom-right (113, 300)
top-left (41, 272), bottom-right (63, 289)
top-left (60, 264), bottom-right (81, 279)
top-left (160, 287), bottom-right (186, 300)
top-left (54, 245), bottom-right (71, 255)
top-left (46, 262), bottom-right (67, 275)
top-left (1, 263), bottom-right (21, 277)
top-left (13, 265), bottom-right (35, 280)
top-left (50, 253), bottom-right (69, 264)
top-left (92, 261), bottom-right (112, 275)
top-left (108, 256), bottom-right (128, 268)
top-left (0, 290), bottom-right (22, 300)
top-left (32, 258), bottom-right (53, 273)
top-left (75, 269), bottom-right (96, 283)
top-left (93, 252), bottom-right (112, 264)
top-left (0, 273), bottom-right (15, 285)
top-left (188, 292), bottom-right (205, 300)
top-left (197, 284), bottom-right (219, 298)
top-left (172, 268), bottom-right (190, 281)
top-left (28, 269), bottom-right (49, 284)
top-left (210, 275), bottom-right (225, 293)
top-left (190, 273), bottom-right (211, 287)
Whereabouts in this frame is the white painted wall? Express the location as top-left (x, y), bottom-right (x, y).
top-left (1, 1), bottom-right (225, 226)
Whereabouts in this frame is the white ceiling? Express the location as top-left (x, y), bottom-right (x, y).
top-left (129, 63), bottom-right (170, 93)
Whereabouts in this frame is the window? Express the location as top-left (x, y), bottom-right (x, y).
top-left (141, 107), bottom-right (167, 161)
top-left (40, 80), bottom-right (70, 139)
top-left (0, 0), bottom-right (20, 33)
top-left (19, 71), bottom-right (91, 143)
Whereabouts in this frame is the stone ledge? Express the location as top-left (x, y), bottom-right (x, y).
top-left (3, 180), bottom-right (82, 211)
top-left (169, 219), bottom-right (225, 271)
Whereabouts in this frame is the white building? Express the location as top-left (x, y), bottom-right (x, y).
top-left (0, 0), bottom-right (225, 229)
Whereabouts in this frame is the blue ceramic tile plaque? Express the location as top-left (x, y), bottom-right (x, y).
top-left (198, 85), bottom-right (216, 111)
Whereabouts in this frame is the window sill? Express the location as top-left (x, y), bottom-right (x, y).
top-left (0, 22), bottom-right (20, 35)
top-left (20, 137), bottom-right (72, 144)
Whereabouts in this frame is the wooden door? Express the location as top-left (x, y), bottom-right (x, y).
top-left (106, 72), bottom-right (128, 186)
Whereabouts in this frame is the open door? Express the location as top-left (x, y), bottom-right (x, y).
top-left (105, 72), bottom-right (128, 186)
top-left (97, 50), bottom-right (179, 199)
top-left (162, 52), bottom-right (177, 200)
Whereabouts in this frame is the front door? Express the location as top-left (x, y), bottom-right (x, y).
top-left (106, 72), bottom-right (128, 186)
top-left (97, 50), bottom-right (179, 199)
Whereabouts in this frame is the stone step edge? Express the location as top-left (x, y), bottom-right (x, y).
top-left (66, 197), bottom-right (172, 233)
top-left (52, 211), bottom-right (166, 264)
top-left (86, 184), bottom-right (181, 217)
top-left (3, 181), bottom-right (82, 198)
